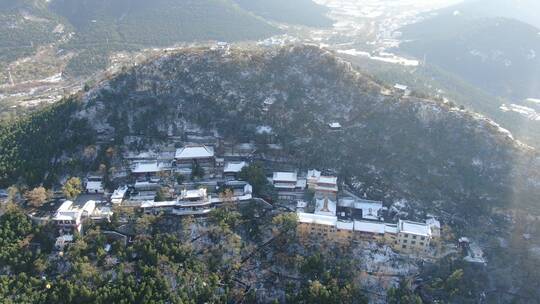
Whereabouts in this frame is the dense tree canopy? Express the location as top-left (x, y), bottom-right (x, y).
top-left (0, 98), bottom-right (95, 188)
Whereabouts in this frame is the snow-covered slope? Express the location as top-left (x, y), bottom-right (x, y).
top-left (80, 45), bottom-right (540, 216)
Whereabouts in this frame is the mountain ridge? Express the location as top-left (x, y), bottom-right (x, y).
top-left (71, 45), bottom-right (540, 216)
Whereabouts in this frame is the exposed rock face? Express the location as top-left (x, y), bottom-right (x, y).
top-left (83, 45), bottom-right (540, 216)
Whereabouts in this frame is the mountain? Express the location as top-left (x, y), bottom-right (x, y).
top-left (0, 0), bottom-right (282, 83)
top-left (397, 15), bottom-right (540, 100)
top-left (446, 0), bottom-right (540, 29)
top-left (50, 0), bottom-right (279, 45)
top-left (338, 48), bottom-right (540, 149)
top-left (233, 0), bottom-right (333, 27)
top-left (3, 45), bottom-right (538, 214)
top-left (49, 0), bottom-right (281, 77)
top-left (0, 0), bottom-right (68, 79)
top-left (1, 0), bottom-right (335, 82)
top-left (1, 45), bottom-right (539, 302)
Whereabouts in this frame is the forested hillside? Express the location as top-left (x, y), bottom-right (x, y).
top-left (0, 97), bottom-right (95, 188)
top-left (0, 0), bottom-right (282, 81)
top-left (0, 0), bottom-right (65, 62)
top-left (4, 45), bottom-right (539, 213)
top-left (71, 45), bottom-right (539, 216)
top-left (0, 0), bottom-right (69, 86)
top-left (338, 52), bottom-right (540, 149)
top-left (437, 0), bottom-right (540, 29)
top-left (233, 0), bottom-right (333, 27)
top-left (49, 0), bottom-right (280, 77)
top-left (0, 0), bottom-right (336, 80)
top-left (398, 14), bottom-right (540, 100)
top-left (1, 44), bottom-right (539, 302)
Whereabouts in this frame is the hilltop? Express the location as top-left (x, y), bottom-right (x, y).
top-left (4, 44), bottom-right (539, 216)
top-left (1, 44), bottom-right (540, 302)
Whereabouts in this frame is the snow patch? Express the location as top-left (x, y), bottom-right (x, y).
top-left (500, 104), bottom-right (540, 121)
top-left (337, 49), bottom-right (419, 66)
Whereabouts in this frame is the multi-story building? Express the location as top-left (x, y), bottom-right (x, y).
top-left (306, 170), bottom-right (338, 198)
top-left (395, 220), bottom-right (432, 252)
top-left (53, 200), bottom-right (112, 234)
top-left (220, 181), bottom-right (253, 199)
top-left (272, 172), bottom-right (306, 200)
top-left (85, 175), bottom-right (104, 194)
top-left (426, 218), bottom-right (441, 239)
top-left (297, 211), bottom-right (434, 254)
top-left (313, 176), bottom-right (338, 198)
top-left (53, 201), bottom-right (95, 234)
top-left (297, 213), bottom-right (337, 240)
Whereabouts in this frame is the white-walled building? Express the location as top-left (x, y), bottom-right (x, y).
top-left (111, 186), bottom-right (128, 204)
top-left (85, 176), bottom-right (104, 194)
top-left (315, 196), bottom-right (337, 217)
top-left (337, 198), bottom-right (383, 221)
top-left (53, 200), bottom-right (111, 234)
top-left (396, 220), bottom-right (432, 252)
top-left (272, 172), bottom-right (306, 200)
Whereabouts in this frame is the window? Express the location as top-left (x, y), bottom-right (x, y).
top-left (402, 245), bottom-right (407, 249)
top-left (411, 241), bottom-right (416, 245)
top-left (412, 235), bottom-right (417, 239)
top-left (404, 234), bottom-right (409, 238)
top-left (403, 240), bottom-right (407, 243)
top-left (420, 242), bottom-right (424, 246)
top-left (421, 236), bottom-right (425, 240)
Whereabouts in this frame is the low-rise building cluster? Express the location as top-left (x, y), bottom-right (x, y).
top-left (48, 139), bottom-right (441, 256)
top-left (295, 170), bottom-right (440, 254)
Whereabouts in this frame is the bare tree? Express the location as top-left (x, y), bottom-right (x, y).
top-left (24, 186), bottom-right (50, 208)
